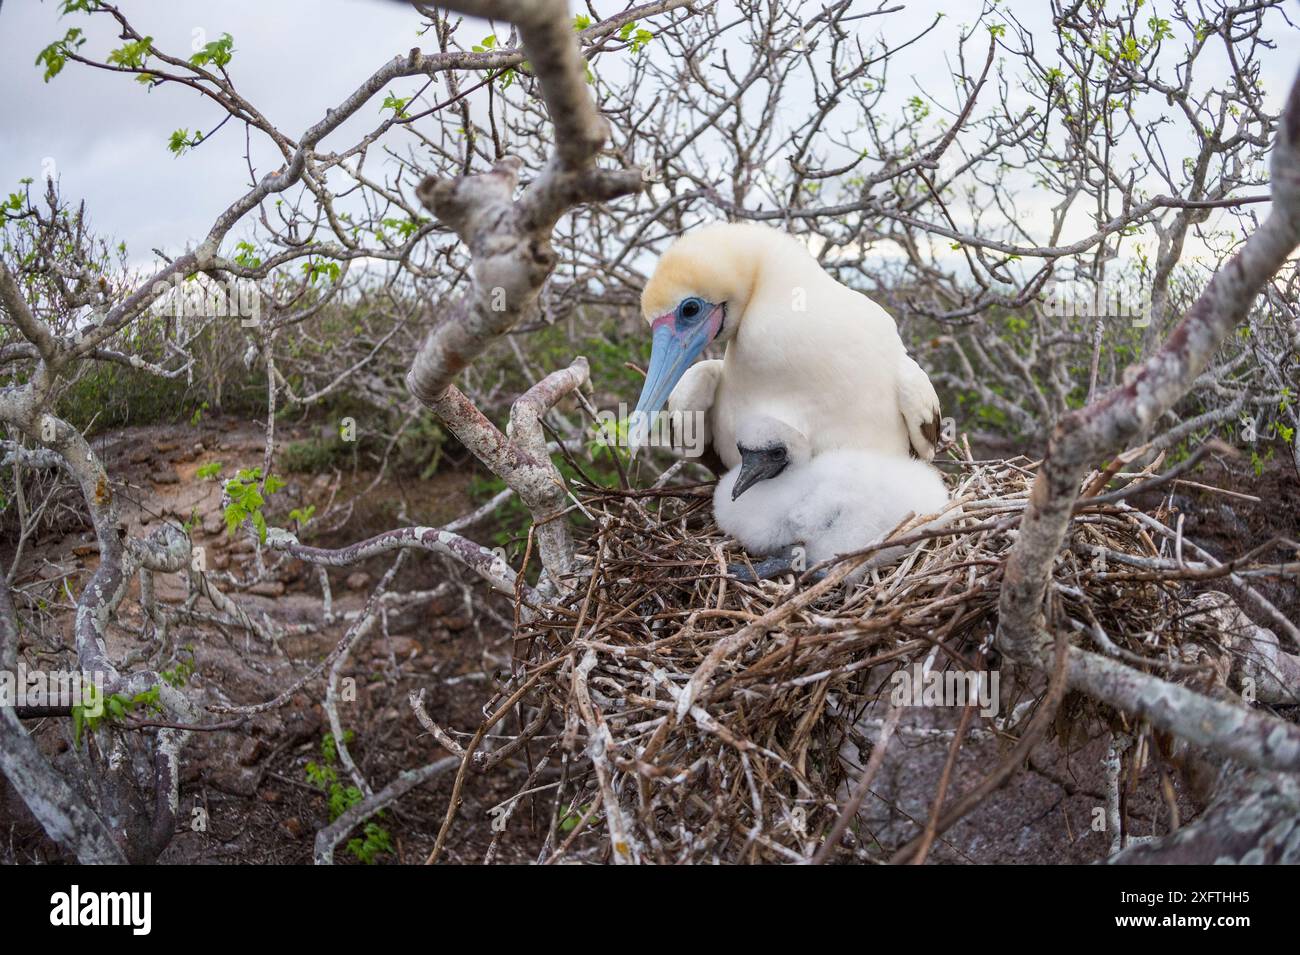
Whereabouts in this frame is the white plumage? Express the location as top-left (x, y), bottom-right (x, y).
top-left (713, 415), bottom-right (950, 570)
top-left (665, 358), bottom-right (722, 461)
top-left (635, 223), bottom-right (942, 469)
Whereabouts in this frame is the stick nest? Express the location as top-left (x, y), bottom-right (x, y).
top-left (492, 455), bottom-right (1227, 864)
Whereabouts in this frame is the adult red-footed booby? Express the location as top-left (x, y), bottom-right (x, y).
top-left (633, 223), bottom-right (941, 469)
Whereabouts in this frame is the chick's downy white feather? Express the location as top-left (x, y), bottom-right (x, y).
top-left (713, 416), bottom-right (950, 569)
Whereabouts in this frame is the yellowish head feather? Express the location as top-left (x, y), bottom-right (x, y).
top-left (640, 223), bottom-right (810, 322)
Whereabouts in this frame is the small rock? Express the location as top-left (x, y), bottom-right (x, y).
top-left (438, 615), bottom-right (472, 632)
top-left (212, 553), bottom-right (231, 571)
top-left (150, 468), bottom-right (179, 485)
top-left (283, 704), bottom-right (323, 741)
top-left (202, 513), bottom-right (225, 536)
top-left (424, 596), bottom-right (454, 616)
top-left (71, 543), bottom-right (100, 557)
top-left (345, 571), bottom-right (372, 591)
top-left (280, 816), bottom-right (305, 838)
top-left (372, 636), bottom-right (420, 658)
top-left (209, 766), bottom-right (258, 797)
top-left (259, 788), bottom-right (282, 804)
top-left (249, 580), bottom-right (285, 598)
top-left (237, 737), bottom-right (268, 767)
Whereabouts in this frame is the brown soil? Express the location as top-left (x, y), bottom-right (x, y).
top-left (2, 417), bottom-right (533, 864)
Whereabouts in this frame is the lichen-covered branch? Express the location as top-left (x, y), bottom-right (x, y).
top-left (0, 578), bottom-right (127, 864)
top-left (266, 521), bottom-right (539, 603)
top-left (996, 70), bottom-right (1300, 767)
top-left (1110, 764), bottom-right (1300, 864)
top-left (404, 0), bottom-right (645, 587)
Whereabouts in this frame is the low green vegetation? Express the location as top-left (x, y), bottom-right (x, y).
top-left (305, 732), bottom-right (393, 865)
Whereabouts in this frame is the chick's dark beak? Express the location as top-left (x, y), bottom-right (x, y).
top-left (731, 445), bottom-right (789, 500)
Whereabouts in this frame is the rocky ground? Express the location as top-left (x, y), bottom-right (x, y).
top-left (3, 417), bottom-right (530, 864)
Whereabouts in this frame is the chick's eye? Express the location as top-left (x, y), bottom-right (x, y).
top-left (678, 297), bottom-right (704, 321)
top-left (772, 447), bottom-right (787, 460)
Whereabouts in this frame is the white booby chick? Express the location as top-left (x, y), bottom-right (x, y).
top-left (713, 415), bottom-right (950, 578)
top-left (632, 222), bottom-right (942, 470)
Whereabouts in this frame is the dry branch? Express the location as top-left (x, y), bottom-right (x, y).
top-left (404, 0), bottom-right (648, 588)
top-left (998, 70), bottom-right (1300, 771)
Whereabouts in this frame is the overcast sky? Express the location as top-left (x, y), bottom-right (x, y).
top-left (1, 1), bottom-right (1295, 272)
top-left (0, 0), bottom-right (431, 259)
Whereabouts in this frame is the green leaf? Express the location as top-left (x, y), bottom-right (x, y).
top-left (302, 258), bottom-right (341, 285)
top-left (559, 804), bottom-right (592, 832)
top-left (233, 240), bottom-right (262, 268)
top-left (168, 128), bottom-right (200, 157)
top-left (107, 36), bottom-right (153, 70)
top-left (346, 821), bottom-right (393, 864)
top-left (35, 28), bottom-right (85, 82)
top-left (381, 91), bottom-right (410, 119)
top-left (189, 32), bottom-right (234, 69)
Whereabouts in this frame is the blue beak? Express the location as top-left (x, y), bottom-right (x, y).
top-left (631, 305), bottom-right (723, 445)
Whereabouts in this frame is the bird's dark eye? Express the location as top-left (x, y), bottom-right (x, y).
top-left (677, 297), bottom-right (704, 322)
top-left (771, 447), bottom-right (787, 461)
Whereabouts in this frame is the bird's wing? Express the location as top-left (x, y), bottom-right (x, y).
top-left (667, 359), bottom-right (724, 471)
top-left (895, 353), bottom-right (942, 461)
